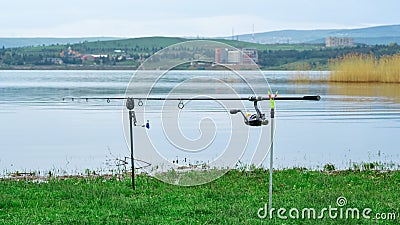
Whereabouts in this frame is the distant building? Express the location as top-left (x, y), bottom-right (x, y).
top-left (82, 54), bottom-right (108, 61)
top-left (215, 48), bottom-right (228, 64)
top-left (242, 48), bottom-right (258, 64)
top-left (42, 58), bottom-right (63, 64)
top-left (82, 54), bottom-right (96, 61)
top-left (326, 36), bottom-right (354, 47)
top-left (227, 50), bottom-right (241, 64)
top-left (215, 48), bottom-right (258, 65)
top-left (60, 46), bottom-right (81, 58)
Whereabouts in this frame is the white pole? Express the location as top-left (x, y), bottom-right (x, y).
top-left (269, 107), bottom-right (274, 212)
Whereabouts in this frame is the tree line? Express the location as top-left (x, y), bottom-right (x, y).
top-left (1, 43), bottom-right (400, 69)
top-left (257, 43), bottom-right (400, 70)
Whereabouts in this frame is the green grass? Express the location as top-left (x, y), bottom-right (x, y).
top-left (1, 169), bottom-right (399, 224)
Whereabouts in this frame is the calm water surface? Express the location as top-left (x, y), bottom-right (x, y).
top-left (0, 70), bottom-right (399, 174)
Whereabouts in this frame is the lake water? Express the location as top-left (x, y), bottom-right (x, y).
top-left (0, 70), bottom-right (399, 175)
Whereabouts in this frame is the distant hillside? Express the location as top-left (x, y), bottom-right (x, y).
top-left (3, 24), bottom-right (400, 48)
top-left (15, 36), bottom-right (322, 54)
top-left (3, 35), bottom-right (400, 71)
top-left (68, 37), bottom-right (321, 52)
top-left (231, 25), bottom-right (400, 45)
top-left (70, 37), bottom-right (186, 51)
top-left (0, 37), bottom-right (122, 48)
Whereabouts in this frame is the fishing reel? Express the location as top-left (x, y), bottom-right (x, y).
top-left (230, 99), bottom-right (268, 126)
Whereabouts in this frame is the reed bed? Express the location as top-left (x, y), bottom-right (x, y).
top-left (289, 71), bottom-right (328, 83)
top-left (329, 53), bottom-right (400, 83)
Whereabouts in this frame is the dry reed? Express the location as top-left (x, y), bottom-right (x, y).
top-left (329, 53), bottom-right (400, 83)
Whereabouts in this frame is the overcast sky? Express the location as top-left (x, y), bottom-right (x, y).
top-left (1, 0), bottom-right (399, 37)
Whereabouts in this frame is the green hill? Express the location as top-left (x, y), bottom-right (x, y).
top-left (50, 36), bottom-right (321, 54)
top-left (9, 36), bottom-right (322, 54)
top-left (0, 37), bottom-right (122, 48)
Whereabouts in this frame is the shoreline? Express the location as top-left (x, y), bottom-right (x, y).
top-left (0, 65), bottom-right (138, 70)
top-left (3, 165), bottom-right (399, 181)
top-left (0, 65), bottom-right (322, 71)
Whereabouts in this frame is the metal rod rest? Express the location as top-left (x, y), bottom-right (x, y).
top-left (129, 111), bottom-right (135, 190)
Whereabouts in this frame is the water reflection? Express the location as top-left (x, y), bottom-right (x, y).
top-left (0, 70), bottom-right (399, 175)
top-left (327, 82), bottom-right (400, 103)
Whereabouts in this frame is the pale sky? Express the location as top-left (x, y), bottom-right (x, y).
top-left (1, 0), bottom-right (399, 37)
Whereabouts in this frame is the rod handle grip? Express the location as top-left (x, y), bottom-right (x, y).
top-left (303, 95), bottom-right (320, 101)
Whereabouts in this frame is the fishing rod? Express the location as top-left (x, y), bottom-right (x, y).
top-left (63, 95), bottom-right (321, 102)
top-left (63, 95), bottom-right (320, 127)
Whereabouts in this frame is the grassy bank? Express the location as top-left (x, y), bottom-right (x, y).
top-left (329, 53), bottom-right (400, 83)
top-left (1, 169), bottom-right (399, 224)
